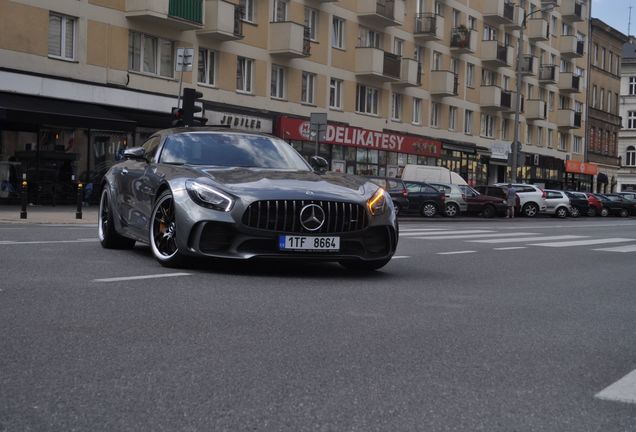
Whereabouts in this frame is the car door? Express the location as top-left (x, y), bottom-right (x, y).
top-left (544, 191), bottom-right (560, 212)
top-left (404, 182), bottom-right (423, 212)
top-left (459, 185), bottom-right (481, 213)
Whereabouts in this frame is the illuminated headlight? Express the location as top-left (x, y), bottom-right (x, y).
top-left (367, 187), bottom-right (387, 216)
top-left (186, 180), bottom-right (234, 212)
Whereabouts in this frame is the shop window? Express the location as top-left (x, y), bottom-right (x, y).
top-left (128, 31), bottom-right (174, 78)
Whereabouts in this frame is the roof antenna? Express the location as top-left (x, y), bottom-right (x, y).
top-left (630, 3), bottom-right (633, 37)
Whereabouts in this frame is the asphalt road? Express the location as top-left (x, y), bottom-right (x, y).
top-left (1, 218), bottom-right (636, 431)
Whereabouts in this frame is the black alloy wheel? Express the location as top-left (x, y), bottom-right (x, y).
top-left (600, 207), bottom-right (610, 217)
top-left (150, 190), bottom-right (184, 267)
top-left (588, 207), bottom-right (597, 217)
top-left (98, 187), bottom-right (136, 249)
top-left (482, 205), bottom-right (496, 218)
top-left (620, 208), bottom-right (629, 218)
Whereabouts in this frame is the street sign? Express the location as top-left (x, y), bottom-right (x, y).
top-left (176, 48), bottom-right (194, 72)
top-left (310, 112), bottom-right (327, 142)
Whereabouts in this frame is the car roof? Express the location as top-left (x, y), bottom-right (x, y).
top-left (152, 127), bottom-right (277, 139)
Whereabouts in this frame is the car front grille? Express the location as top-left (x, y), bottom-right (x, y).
top-left (242, 200), bottom-right (369, 234)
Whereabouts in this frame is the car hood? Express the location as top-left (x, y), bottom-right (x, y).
top-left (188, 166), bottom-right (372, 200)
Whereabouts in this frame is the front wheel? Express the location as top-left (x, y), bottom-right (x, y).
top-left (445, 202), bottom-right (460, 218)
top-left (98, 187), bottom-right (136, 249)
top-left (522, 202), bottom-right (539, 218)
top-left (340, 257), bottom-right (392, 271)
top-left (150, 190), bottom-right (185, 267)
top-left (588, 207), bottom-right (597, 217)
top-left (600, 207), bottom-right (609, 217)
top-left (570, 207), bottom-right (580, 218)
top-left (620, 208), bottom-right (629, 218)
top-left (421, 203), bottom-right (438, 218)
top-left (555, 207), bottom-right (568, 218)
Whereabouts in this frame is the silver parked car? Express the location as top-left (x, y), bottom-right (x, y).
top-left (428, 182), bottom-right (468, 217)
top-left (541, 189), bottom-right (572, 218)
top-left (494, 183), bottom-right (547, 217)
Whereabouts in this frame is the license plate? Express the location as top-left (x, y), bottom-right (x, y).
top-left (279, 235), bottom-right (340, 251)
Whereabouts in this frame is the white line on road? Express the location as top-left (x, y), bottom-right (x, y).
top-left (413, 232), bottom-right (537, 240)
top-left (596, 369), bottom-right (636, 404)
top-left (398, 228), bottom-right (449, 232)
top-left (437, 250), bottom-right (477, 255)
top-left (92, 273), bottom-right (191, 283)
top-left (400, 230), bottom-right (494, 237)
top-left (593, 244), bottom-right (636, 253)
top-left (391, 256), bottom-right (411, 259)
top-left (469, 235), bottom-right (585, 244)
top-left (494, 247), bottom-right (528, 250)
top-left (529, 238), bottom-right (636, 248)
top-left (0, 239), bottom-right (99, 245)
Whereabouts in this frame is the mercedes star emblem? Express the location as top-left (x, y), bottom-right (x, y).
top-left (299, 204), bottom-right (326, 232)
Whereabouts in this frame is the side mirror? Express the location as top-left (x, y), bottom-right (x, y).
top-left (123, 147), bottom-right (147, 161)
top-left (309, 155), bottom-right (329, 174)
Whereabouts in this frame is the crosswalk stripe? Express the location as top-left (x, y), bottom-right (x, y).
top-left (399, 228), bottom-right (450, 233)
top-left (593, 244), bottom-right (636, 253)
top-left (412, 232), bottom-right (537, 240)
top-left (469, 235), bottom-right (584, 244)
top-left (437, 250), bottom-right (476, 255)
top-left (494, 247), bottom-right (527, 250)
top-left (400, 230), bottom-right (494, 237)
top-left (529, 238), bottom-right (636, 248)
top-left (596, 369), bottom-right (636, 404)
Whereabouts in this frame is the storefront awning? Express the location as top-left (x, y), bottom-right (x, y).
top-left (597, 172), bottom-right (609, 183)
top-left (442, 140), bottom-right (476, 154)
top-left (0, 92), bottom-right (137, 131)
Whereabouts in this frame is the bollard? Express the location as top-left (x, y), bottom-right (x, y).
top-left (76, 182), bottom-right (83, 220)
top-left (20, 175), bottom-right (28, 219)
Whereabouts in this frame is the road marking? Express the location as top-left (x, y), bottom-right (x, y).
top-left (399, 228), bottom-right (449, 232)
top-left (413, 232), bottom-right (537, 240)
top-left (596, 369), bottom-right (636, 404)
top-left (400, 230), bottom-right (494, 237)
top-left (42, 224), bottom-right (98, 228)
top-left (0, 239), bottom-right (99, 245)
top-left (593, 244), bottom-right (636, 253)
top-left (437, 250), bottom-right (477, 255)
top-left (469, 235), bottom-right (584, 244)
top-left (391, 256), bottom-right (411, 259)
top-left (494, 247), bottom-right (527, 250)
top-left (92, 273), bottom-right (191, 283)
top-left (529, 238), bottom-right (636, 248)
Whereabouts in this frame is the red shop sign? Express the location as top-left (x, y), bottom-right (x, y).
top-left (565, 160), bottom-right (599, 176)
top-left (277, 116), bottom-right (442, 158)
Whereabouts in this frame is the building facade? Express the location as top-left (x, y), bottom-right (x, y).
top-left (0, 0), bottom-right (590, 204)
top-left (618, 38), bottom-right (636, 192)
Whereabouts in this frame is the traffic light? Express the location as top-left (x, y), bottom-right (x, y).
top-left (182, 88), bottom-right (207, 126)
top-left (170, 107), bottom-right (184, 127)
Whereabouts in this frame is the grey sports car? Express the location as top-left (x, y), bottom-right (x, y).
top-left (98, 128), bottom-right (398, 270)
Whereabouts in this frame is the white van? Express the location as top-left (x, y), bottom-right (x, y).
top-left (401, 165), bottom-right (468, 185)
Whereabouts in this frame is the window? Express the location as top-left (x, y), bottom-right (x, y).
top-left (549, 91), bottom-right (555, 111)
top-left (128, 31), bottom-right (174, 78)
top-left (301, 72), bottom-right (316, 104)
top-left (332, 17), bottom-right (344, 49)
top-left (274, 0), bottom-right (288, 22)
top-left (537, 126), bottom-right (544, 147)
top-left (432, 51), bottom-right (442, 70)
top-left (356, 85), bottom-right (379, 115)
top-left (329, 78), bottom-right (343, 109)
top-left (452, 9), bottom-right (460, 27)
top-left (430, 102), bottom-right (440, 127)
top-left (464, 110), bottom-right (473, 134)
top-left (466, 63), bottom-right (475, 87)
top-left (468, 16), bottom-right (476, 30)
top-left (481, 69), bottom-right (496, 86)
top-left (526, 125), bottom-right (533, 145)
top-left (240, 0), bottom-right (255, 22)
top-left (359, 27), bottom-right (381, 48)
top-left (573, 136), bottom-right (582, 153)
top-left (448, 106), bottom-right (457, 130)
top-left (630, 77), bottom-right (636, 95)
top-left (626, 146), bottom-right (636, 166)
top-left (480, 114), bottom-right (495, 138)
top-left (502, 118), bottom-right (509, 140)
top-left (434, 1), bottom-right (443, 16)
top-left (271, 65), bottom-right (286, 99)
top-left (197, 49), bottom-right (216, 86)
top-left (236, 56), bottom-right (254, 93)
top-left (412, 98), bottom-right (422, 124)
top-left (601, 48), bottom-right (606, 69)
top-left (547, 129), bottom-right (554, 148)
top-left (629, 111), bottom-right (636, 129)
top-left (391, 93), bottom-right (403, 121)
top-left (304, 7), bottom-right (318, 41)
top-left (607, 91), bottom-right (612, 114)
top-left (49, 12), bottom-right (76, 60)
top-left (558, 132), bottom-right (568, 151)
top-left (394, 38), bottom-right (404, 56)
top-left (483, 24), bottom-right (497, 41)
top-left (593, 43), bottom-right (598, 65)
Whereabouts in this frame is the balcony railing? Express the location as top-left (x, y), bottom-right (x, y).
top-left (430, 70), bottom-right (458, 96)
top-left (125, 0), bottom-right (204, 29)
top-left (169, 0), bottom-right (203, 23)
top-left (415, 13), bottom-right (436, 34)
top-left (450, 27), bottom-right (473, 52)
top-left (539, 65), bottom-right (557, 82)
top-left (503, 1), bottom-right (514, 21)
top-left (357, 0), bottom-right (403, 26)
top-left (269, 22), bottom-right (311, 57)
top-left (383, 52), bottom-right (401, 79)
top-left (198, 1), bottom-right (243, 40)
top-left (574, 111), bottom-right (582, 128)
top-left (501, 90), bottom-right (512, 109)
top-left (527, 18), bottom-right (549, 41)
top-left (520, 55), bottom-right (537, 75)
top-left (376, 0), bottom-right (395, 20)
top-left (562, 0), bottom-right (584, 22)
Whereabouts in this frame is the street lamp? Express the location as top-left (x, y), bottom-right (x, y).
top-left (511, 2), bottom-right (558, 182)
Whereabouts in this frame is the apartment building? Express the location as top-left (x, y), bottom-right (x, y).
top-left (585, 18), bottom-right (627, 193)
top-left (618, 38), bottom-right (636, 192)
top-left (0, 0), bottom-right (590, 203)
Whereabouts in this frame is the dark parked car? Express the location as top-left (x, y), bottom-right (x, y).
top-left (605, 194), bottom-right (636, 216)
top-left (366, 176), bottom-right (409, 216)
top-left (402, 180), bottom-right (446, 217)
top-left (593, 193), bottom-right (631, 217)
top-left (563, 191), bottom-right (590, 218)
top-left (474, 185), bottom-right (520, 216)
top-left (458, 185), bottom-right (507, 218)
top-left (99, 128), bottom-right (398, 271)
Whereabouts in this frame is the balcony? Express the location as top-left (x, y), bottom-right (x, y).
top-left (559, 35), bottom-right (585, 58)
top-left (450, 27), bottom-right (475, 54)
top-left (558, 72), bottom-right (581, 93)
top-left (125, 0), bottom-right (203, 30)
top-left (357, 0), bottom-right (405, 27)
top-left (481, 40), bottom-right (513, 67)
top-left (414, 13), bottom-right (444, 41)
top-left (355, 47), bottom-right (401, 81)
top-left (520, 55), bottom-right (538, 76)
top-left (527, 18), bottom-right (549, 42)
top-left (394, 58), bottom-right (422, 87)
top-left (269, 22), bottom-right (310, 57)
top-left (526, 99), bottom-right (547, 120)
top-left (483, 0), bottom-right (518, 26)
top-left (480, 86), bottom-right (513, 111)
top-left (197, 0), bottom-right (243, 41)
top-left (556, 109), bottom-right (582, 129)
top-left (561, 0), bottom-right (584, 22)
top-left (429, 70), bottom-right (458, 96)
top-left (538, 65), bottom-right (558, 83)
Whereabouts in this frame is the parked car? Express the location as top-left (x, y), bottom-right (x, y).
top-left (401, 164), bottom-right (468, 185)
top-left (427, 182), bottom-right (468, 217)
top-left (542, 190), bottom-right (573, 218)
top-left (604, 194), bottom-right (636, 216)
top-left (402, 180), bottom-right (446, 217)
top-left (457, 185), bottom-right (507, 218)
top-left (473, 185), bottom-right (521, 215)
top-left (593, 193), bottom-right (631, 217)
top-left (494, 183), bottom-right (547, 217)
top-left (563, 191), bottom-right (589, 218)
top-left (584, 192), bottom-right (603, 217)
top-left (366, 176), bottom-right (409, 216)
top-left (616, 191), bottom-right (636, 201)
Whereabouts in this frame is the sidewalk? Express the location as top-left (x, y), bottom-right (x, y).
top-left (0, 205), bottom-right (98, 224)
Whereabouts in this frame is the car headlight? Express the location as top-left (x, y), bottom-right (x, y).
top-left (367, 187), bottom-right (386, 216)
top-left (186, 180), bottom-right (234, 212)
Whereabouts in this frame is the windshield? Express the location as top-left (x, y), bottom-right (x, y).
top-left (159, 132), bottom-right (312, 170)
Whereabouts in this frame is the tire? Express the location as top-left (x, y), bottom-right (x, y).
top-left (555, 207), bottom-right (568, 218)
top-left (149, 190), bottom-right (185, 267)
top-left (619, 208), bottom-right (629, 218)
top-left (588, 207), bottom-right (597, 217)
top-left (98, 187), bottom-right (136, 249)
top-left (570, 207), bottom-right (580, 218)
top-left (394, 203), bottom-right (401, 216)
top-left (445, 202), bottom-right (460, 218)
top-left (482, 204), bottom-right (496, 218)
top-left (600, 207), bottom-right (609, 217)
top-left (522, 202), bottom-right (539, 218)
top-left (421, 202), bottom-right (438, 218)
top-left (340, 257), bottom-right (392, 271)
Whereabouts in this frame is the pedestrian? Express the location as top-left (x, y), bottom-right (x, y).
top-left (506, 183), bottom-right (516, 218)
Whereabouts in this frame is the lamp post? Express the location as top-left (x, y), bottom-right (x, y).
top-left (511, 3), bottom-right (557, 182)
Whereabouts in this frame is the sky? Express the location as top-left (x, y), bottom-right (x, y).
top-left (592, 0), bottom-right (635, 36)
